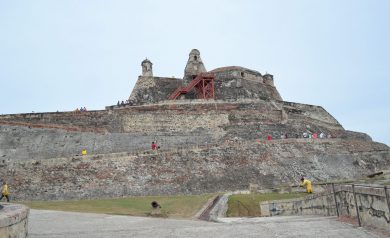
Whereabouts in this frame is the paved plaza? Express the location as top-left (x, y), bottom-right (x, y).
top-left (29, 210), bottom-right (383, 238)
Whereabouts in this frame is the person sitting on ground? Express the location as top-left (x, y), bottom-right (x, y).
top-left (0, 181), bottom-right (10, 202)
top-left (300, 177), bottom-right (313, 193)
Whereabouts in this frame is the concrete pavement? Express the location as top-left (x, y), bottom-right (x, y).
top-left (29, 210), bottom-right (382, 238)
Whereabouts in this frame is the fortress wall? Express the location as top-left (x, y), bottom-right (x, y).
top-left (282, 102), bottom-right (340, 125)
top-left (0, 110), bottom-right (120, 132)
top-left (212, 68), bottom-right (263, 82)
top-left (214, 78), bottom-right (282, 101)
top-left (0, 100), bottom-right (350, 161)
top-left (129, 76), bottom-right (182, 104)
top-left (1, 140), bottom-right (389, 201)
top-left (0, 124), bottom-right (216, 162)
top-left (128, 73), bottom-right (282, 105)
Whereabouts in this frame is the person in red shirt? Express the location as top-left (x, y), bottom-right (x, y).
top-left (151, 141), bottom-right (157, 150)
top-left (267, 135), bottom-right (272, 141)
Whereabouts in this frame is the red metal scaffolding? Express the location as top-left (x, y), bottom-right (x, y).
top-left (168, 73), bottom-right (215, 100)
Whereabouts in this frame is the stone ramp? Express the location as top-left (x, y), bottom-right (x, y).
top-left (29, 209), bottom-right (383, 238)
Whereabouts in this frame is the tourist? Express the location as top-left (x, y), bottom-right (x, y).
top-left (80, 107), bottom-right (84, 112)
top-left (83, 107), bottom-right (87, 112)
top-left (312, 133), bottom-right (318, 139)
top-left (303, 132), bottom-right (308, 138)
top-left (319, 132), bottom-right (325, 139)
top-left (117, 101), bottom-right (120, 106)
top-left (151, 141), bottom-right (157, 150)
top-left (300, 177), bottom-right (313, 193)
top-left (267, 135), bottom-right (272, 141)
top-left (0, 181), bottom-right (10, 202)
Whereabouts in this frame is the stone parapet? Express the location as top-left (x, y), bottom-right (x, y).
top-left (0, 203), bottom-right (29, 238)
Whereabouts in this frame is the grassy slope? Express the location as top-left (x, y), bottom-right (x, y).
top-left (22, 194), bottom-right (214, 218)
top-left (227, 193), bottom-right (307, 217)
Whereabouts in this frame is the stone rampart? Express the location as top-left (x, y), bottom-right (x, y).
top-left (0, 203), bottom-right (29, 238)
top-left (0, 100), bottom-right (387, 204)
top-left (0, 100), bottom-right (355, 162)
top-left (128, 70), bottom-right (282, 105)
top-left (1, 140), bottom-right (389, 201)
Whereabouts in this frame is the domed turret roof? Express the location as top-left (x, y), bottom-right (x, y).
top-left (141, 58), bottom-right (152, 65)
top-left (189, 49), bottom-right (200, 55)
top-left (210, 66), bottom-right (262, 76)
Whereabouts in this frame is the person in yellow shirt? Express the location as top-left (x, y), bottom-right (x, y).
top-left (1, 181), bottom-right (10, 202)
top-left (300, 177), bottom-right (313, 193)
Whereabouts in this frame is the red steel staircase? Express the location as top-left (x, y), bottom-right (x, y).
top-left (168, 73), bottom-right (215, 100)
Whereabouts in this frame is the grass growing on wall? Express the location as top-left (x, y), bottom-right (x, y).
top-left (22, 194), bottom-right (215, 218)
top-left (227, 193), bottom-right (307, 217)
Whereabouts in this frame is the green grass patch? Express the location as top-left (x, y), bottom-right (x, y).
top-left (22, 194), bottom-right (214, 218)
top-left (227, 192), bottom-right (307, 217)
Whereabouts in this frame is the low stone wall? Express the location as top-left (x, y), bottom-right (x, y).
top-left (336, 184), bottom-right (390, 230)
top-left (0, 203), bottom-right (29, 238)
top-left (260, 193), bottom-right (337, 217)
top-left (260, 184), bottom-right (390, 231)
top-left (208, 193), bottom-right (230, 222)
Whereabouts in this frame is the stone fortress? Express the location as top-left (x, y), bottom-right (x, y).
top-left (126, 49), bottom-right (281, 106)
top-left (0, 49), bottom-right (389, 201)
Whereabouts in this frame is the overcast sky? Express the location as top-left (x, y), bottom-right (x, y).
top-left (0, 0), bottom-right (389, 146)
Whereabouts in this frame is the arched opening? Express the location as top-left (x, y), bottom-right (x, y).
top-left (241, 72), bottom-right (245, 77)
top-left (194, 56), bottom-right (198, 61)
